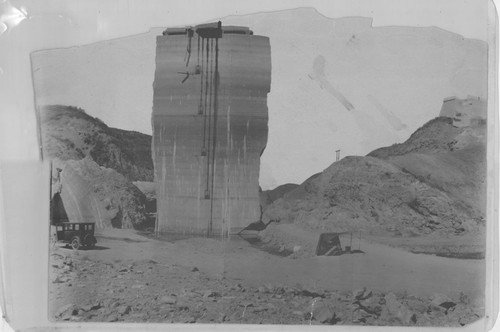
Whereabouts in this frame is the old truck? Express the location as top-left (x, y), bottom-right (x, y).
top-left (55, 222), bottom-right (97, 250)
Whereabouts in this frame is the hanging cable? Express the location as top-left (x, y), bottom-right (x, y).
top-left (195, 35), bottom-right (201, 75)
top-left (184, 28), bottom-right (193, 67)
top-left (201, 37), bottom-right (210, 157)
top-left (208, 36), bottom-right (220, 237)
top-left (206, 38), bottom-right (214, 198)
top-left (198, 37), bottom-right (204, 115)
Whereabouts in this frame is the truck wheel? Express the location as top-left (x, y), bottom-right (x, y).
top-left (71, 237), bottom-right (81, 250)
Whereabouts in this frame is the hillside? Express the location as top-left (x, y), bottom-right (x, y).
top-left (260, 183), bottom-right (299, 208)
top-left (259, 115), bottom-right (486, 257)
top-left (39, 105), bottom-right (153, 182)
top-left (40, 105), bottom-right (153, 230)
top-left (368, 117), bottom-right (486, 213)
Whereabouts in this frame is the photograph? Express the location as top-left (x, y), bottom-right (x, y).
top-left (0, 0), bottom-right (494, 330)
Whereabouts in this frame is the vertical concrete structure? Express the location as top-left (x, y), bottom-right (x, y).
top-left (152, 22), bottom-right (271, 236)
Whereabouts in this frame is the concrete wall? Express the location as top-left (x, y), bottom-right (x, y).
top-left (152, 25), bottom-right (271, 236)
top-left (50, 158), bottom-right (147, 229)
top-left (439, 96), bottom-right (486, 127)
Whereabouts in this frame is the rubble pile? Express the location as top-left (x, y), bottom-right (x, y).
top-left (50, 252), bottom-right (482, 326)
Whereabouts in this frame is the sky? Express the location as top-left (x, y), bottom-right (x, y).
top-left (0, 0), bottom-right (493, 185)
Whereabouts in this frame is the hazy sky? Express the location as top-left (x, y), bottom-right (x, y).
top-left (0, 0), bottom-right (493, 186)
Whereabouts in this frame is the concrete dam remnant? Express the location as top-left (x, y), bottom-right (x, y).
top-left (152, 22), bottom-right (272, 236)
top-left (439, 95), bottom-right (486, 127)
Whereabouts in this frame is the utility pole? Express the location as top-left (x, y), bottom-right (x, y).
top-left (49, 161), bottom-right (53, 225)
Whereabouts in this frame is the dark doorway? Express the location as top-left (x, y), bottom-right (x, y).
top-left (51, 193), bottom-right (69, 224)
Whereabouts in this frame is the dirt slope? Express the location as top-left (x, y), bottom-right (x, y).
top-left (260, 116), bottom-right (486, 256)
top-left (369, 117), bottom-right (486, 214)
top-left (260, 183), bottom-right (299, 208)
top-left (39, 105), bottom-right (153, 182)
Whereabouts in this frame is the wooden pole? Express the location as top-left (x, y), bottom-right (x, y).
top-left (49, 160), bottom-right (53, 227)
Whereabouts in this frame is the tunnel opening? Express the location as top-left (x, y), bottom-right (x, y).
top-left (50, 193), bottom-right (69, 224)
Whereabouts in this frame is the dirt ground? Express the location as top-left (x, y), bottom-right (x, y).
top-left (48, 228), bottom-right (484, 326)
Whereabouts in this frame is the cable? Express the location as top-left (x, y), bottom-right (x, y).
top-left (185, 29), bottom-right (192, 67)
top-left (202, 38), bottom-right (209, 157)
top-left (198, 37), bottom-right (204, 115)
top-left (197, 35), bottom-right (200, 67)
top-left (209, 36), bottom-right (220, 237)
top-left (206, 38), bottom-right (213, 197)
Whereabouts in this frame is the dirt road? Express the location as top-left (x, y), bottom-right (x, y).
top-left (48, 229), bottom-right (484, 326)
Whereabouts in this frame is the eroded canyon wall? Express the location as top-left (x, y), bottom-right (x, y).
top-left (152, 23), bottom-right (271, 236)
top-left (50, 158), bottom-right (147, 229)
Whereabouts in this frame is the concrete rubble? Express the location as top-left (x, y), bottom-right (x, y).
top-left (50, 251), bottom-right (482, 326)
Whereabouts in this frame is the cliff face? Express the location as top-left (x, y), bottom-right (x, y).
top-left (152, 24), bottom-right (271, 235)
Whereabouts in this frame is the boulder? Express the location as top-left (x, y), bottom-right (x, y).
top-left (203, 290), bottom-right (219, 298)
top-left (313, 305), bottom-right (335, 324)
top-left (117, 305), bottom-right (131, 315)
top-left (160, 295), bottom-right (177, 304)
top-left (430, 293), bottom-right (456, 310)
top-left (381, 292), bottom-right (415, 325)
top-left (55, 303), bottom-right (76, 318)
top-left (353, 288), bottom-right (373, 301)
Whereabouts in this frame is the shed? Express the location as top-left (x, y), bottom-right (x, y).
top-left (316, 233), bottom-right (343, 256)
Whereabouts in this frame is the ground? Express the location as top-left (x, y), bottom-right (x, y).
top-left (49, 228), bottom-right (484, 326)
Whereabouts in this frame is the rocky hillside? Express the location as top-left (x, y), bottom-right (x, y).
top-left (40, 105), bottom-right (153, 229)
top-left (260, 115), bottom-right (486, 255)
top-left (40, 105), bottom-right (153, 182)
top-left (368, 117), bottom-right (486, 214)
top-left (260, 183), bottom-right (299, 208)
top-left (260, 174), bottom-right (324, 209)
